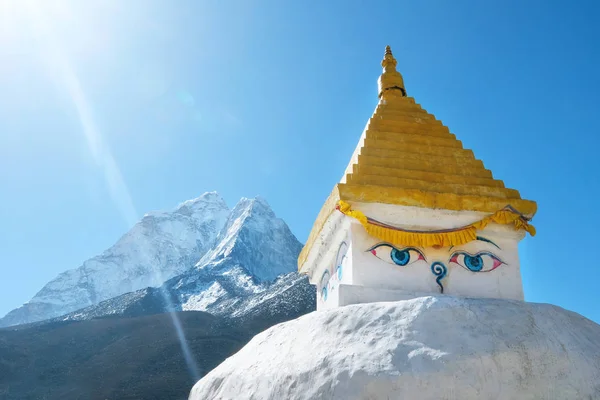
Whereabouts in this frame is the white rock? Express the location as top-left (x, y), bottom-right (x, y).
top-left (189, 296), bottom-right (600, 400)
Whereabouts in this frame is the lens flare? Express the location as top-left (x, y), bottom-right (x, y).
top-left (20, 0), bottom-right (201, 380)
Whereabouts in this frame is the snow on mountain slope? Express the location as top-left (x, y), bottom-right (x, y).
top-left (46, 197), bottom-right (314, 326)
top-left (227, 272), bottom-right (316, 326)
top-left (198, 196), bottom-right (302, 282)
top-left (53, 272), bottom-right (315, 328)
top-left (47, 287), bottom-right (176, 322)
top-left (0, 192), bottom-right (230, 327)
top-left (174, 196), bottom-right (304, 314)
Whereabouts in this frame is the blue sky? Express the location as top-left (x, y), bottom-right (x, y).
top-left (1, 0), bottom-right (599, 321)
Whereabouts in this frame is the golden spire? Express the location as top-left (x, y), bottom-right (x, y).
top-left (298, 45), bottom-right (537, 271)
top-left (378, 45), bottom-right (406, 98)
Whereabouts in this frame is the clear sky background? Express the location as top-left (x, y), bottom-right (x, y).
top-left (1, 1), bottom-right (599, 321)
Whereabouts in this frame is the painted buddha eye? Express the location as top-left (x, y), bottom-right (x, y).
top-left (320, 270), bottom-right (331, 301)
top-left (335, 242), bottom-right (348, 281)
top-left (367, 243), bottom-right (425, 266)
top-left (449, 252), bottom-right (504, 272)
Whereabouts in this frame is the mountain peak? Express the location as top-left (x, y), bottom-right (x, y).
top-left (0, 192), bottom-right (298, 328)
top-left (178, 191), bottom-right (224, 205)
top-left (236, 196), bottom-right (272, 212)
top-left (175, 192), bottom-right (228, 215)
top-left (198, 197), bottom-right (301, 282)
top-left (250, 195), bottom-right (269, 204)
top-left (0, 192), bottom-right (230, 327)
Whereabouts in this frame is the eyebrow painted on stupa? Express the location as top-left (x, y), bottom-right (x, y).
top-left (449, 236), bottom-right (501, 251)
top-left (297, 45), bottom-right (537, 309)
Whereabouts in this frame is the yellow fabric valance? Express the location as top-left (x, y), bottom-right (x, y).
top-left (336, 200), bottom-right (535, 248)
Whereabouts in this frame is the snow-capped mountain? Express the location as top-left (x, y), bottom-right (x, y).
top-left (0, 192), bottom-right (230, 327)
top-left (48, 196), bottom-right (314, 324)
top-left (54, 272), bottom-right (315, 325)
top-left (198, 196), bottom-right (301, 282)
top-left (173, 196), bottom-right (304, 314)
top-left (1, 193), bottom-right (313, 329)
top-left (0, 193), bottom-right (315, 399)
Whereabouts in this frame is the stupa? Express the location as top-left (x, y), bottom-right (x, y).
top-left (299, 46), bottom-right (537, 310)
top-left (190, 46), bottom-right (600, 400)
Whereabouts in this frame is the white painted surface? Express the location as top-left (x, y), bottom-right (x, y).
top-left (337, 284), bottom-right (435, 306)
top-left (189, 296), bottom-right (600, 400)
top-left (355, 202), bottom-right (526, 238)
top-left (316, 232), bottom-right (352, 311)
top-left (305, 203), bottom-right (526, 305)
top-left (350, 223), bottom-right (524, 301)
top-left (300, 210), bottom-right (349, 279)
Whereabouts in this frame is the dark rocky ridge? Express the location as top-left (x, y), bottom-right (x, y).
top-left (0, 286), bottom-right (315, 400)
top-left (0, 312), bottom-right (244, 400)
top-left (0, 193), bottom-right (317, 399)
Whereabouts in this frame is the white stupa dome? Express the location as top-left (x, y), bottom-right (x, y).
top-left (190, 296), bottom-right (600, 400)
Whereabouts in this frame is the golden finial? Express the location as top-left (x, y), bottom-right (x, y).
top-left (378, 45), bottom-right (406, 98)
top-left (381, 45), bottom-right (398, 70)
top-left (381, 46), bottom-right (397, 72)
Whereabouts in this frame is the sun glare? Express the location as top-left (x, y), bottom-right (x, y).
top-left (0, 0), bottom-right (71, 54)
top-left (1, 0), bottom-right (202, 381)
top-left (0, 0), bottom-right (67, 26)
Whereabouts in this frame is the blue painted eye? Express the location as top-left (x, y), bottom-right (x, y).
top-left (450, 252), bottom-right (503, 272)
top-left (335, 241), bottom-right (348, 281)
top-left (464, 254), bottom-right (483, 271)
top-left (319, 269), bottom-right (331, 301)
top-left (367, 243), bottom-right (425, 267)
top-left (391, 248), bottom-right (410, 266)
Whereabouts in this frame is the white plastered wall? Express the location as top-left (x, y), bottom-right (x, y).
top-left (315, 230), bottom-right (353, 311)
top-left (350, 223), bottom-right (524, 301)
top-left (307, 202), bottom-right (526, 309)
top-left (303, 213), bottom-right (353, 311)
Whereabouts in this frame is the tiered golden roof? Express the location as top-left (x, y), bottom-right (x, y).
top-left (299, 46), bottom-right (536, 270)
top-left (341, 46), bottom-right (536, 216)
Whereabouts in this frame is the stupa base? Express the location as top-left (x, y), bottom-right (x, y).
top-left (320, 284), bottom-right (437, 310)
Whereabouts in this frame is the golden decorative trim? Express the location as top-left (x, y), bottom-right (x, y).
top-left (338, 184), bottom-right (537, 217)
top-left (336, 200), bottom-right (535, 248)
